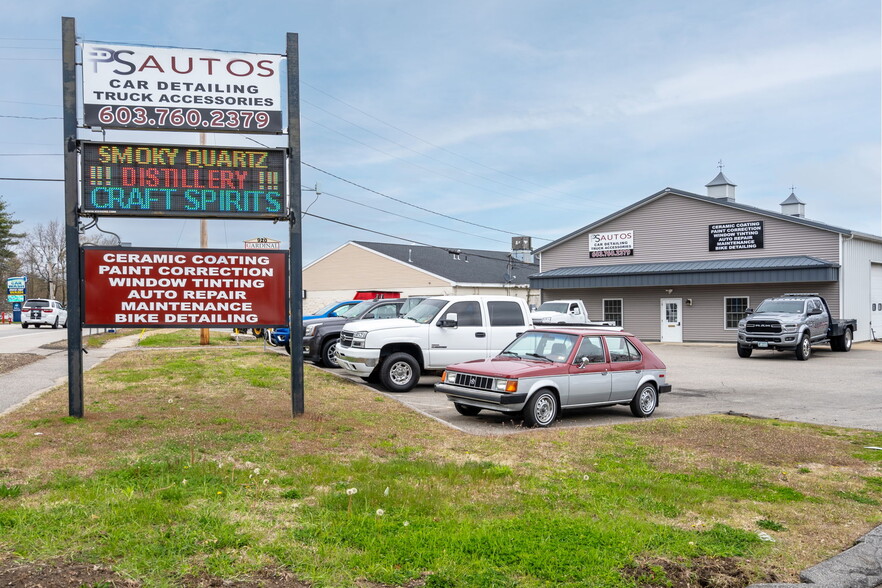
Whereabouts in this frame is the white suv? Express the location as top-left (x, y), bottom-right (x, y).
top-left (21, 298), bottom-right (68, 329)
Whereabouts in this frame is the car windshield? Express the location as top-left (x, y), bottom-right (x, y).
top-left (754, 300), bottom-right (806, 314)
top-left (339, 300), bottom-right (375, 318)
top-left (403, 299), bottom-right (448, 324)
top-left (501, 331), bottom-right (578, 363)
top-left (398, 297), bottom-right (426, 316)
top-left (536, 302), bottom-right (568, 313)
top-left (25, 300), bottom-right (50, 307)
top-left (311, 302), bottom-right (342, 316)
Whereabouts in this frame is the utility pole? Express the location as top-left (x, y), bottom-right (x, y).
top-left (199, 132), bottom-right (210, 346)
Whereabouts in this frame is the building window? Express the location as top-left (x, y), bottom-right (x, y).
top-left (725, 296), bottom-right (749, 329)
top-left (603, 299), bottom-right (623, 326)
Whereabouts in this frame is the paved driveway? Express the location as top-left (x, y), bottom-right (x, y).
top-left (333, 341), bottom-right (882, 435)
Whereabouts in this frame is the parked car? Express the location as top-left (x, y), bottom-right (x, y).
top-left (336, 295), bottom-right (534, 392)
top-left (267, 300), bottom-right (362, 347)
top-left (294, 296), bottom-right (428, 366)
top-left (21, 298), bottom-right (68, 329)
top-left (435, 328), bottom-right (671, 427)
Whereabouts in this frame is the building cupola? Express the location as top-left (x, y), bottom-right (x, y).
top-left (705, 161), bottom-right (736, 202)
top-left (780, 189), bottom-right (806, 218)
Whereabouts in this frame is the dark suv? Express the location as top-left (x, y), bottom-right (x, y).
top-left (292, 297), bottom-right (427, 367)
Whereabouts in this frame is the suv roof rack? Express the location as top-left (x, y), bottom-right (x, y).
top-left (782, 293), bottom-right (819, 297)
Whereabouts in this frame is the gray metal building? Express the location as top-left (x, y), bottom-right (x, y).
top-left (531, 173), bottom-right (882, 343)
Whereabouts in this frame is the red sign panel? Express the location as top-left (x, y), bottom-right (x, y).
top-left (83, 247), bottom-right (288, 328)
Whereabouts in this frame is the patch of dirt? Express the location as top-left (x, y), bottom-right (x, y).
top-left (633, 416), bottom-right (865, 467)
top-left (0, 557), bottom-right (314, 587)
top-left (0, 353), bottom-right (42, 374)
top-left (0, 557), bottom-right (141, 587)
top-left (623, 555), bottom-right (779, 588)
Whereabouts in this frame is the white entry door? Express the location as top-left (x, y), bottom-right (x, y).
top-left (660, 298), bottom-right (683, 342)
top-left (872, 263), bottom-right (882, 340)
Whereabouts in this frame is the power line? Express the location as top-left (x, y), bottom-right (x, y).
top-left (303, 160), bottom-right (547, 240)
top-left (304, 211), bottom-right (537, 269)
top-left (304, 185), bottom-right (509, 245)
top-left (303, 81), bottom-right (578, 199)
top-left (0, 114), bottom-right (62, 120)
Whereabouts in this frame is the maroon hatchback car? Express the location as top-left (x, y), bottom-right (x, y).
top-left (435, 328), bottom-right (671, 427)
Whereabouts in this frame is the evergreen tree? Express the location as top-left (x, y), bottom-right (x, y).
top-left (0, 196), bottom-right (24, 278)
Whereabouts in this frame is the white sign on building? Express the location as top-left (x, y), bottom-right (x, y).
top-left (588, 230), bottom-right (634, 258)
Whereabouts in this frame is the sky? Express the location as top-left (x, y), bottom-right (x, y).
top-left (1, 0), bottom-right (880, 266)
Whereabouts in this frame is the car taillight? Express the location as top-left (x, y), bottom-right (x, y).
top-left (43, 308), bottom-right (53, 313)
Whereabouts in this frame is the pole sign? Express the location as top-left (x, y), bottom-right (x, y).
top-left (7, 276), bottom-right (26, 303)
top-left (82, 43), bottom-right (282, 133)
top-left (80, 142), bottom-right (286, 218)
top-left (244, 237), bottom-right (281, 249)
top-left (82, 247), bottom-right (288, 327)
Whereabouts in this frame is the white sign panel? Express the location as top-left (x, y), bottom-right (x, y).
top-left (589, 230), bottom-right (634, 258)
top-left (82, 43), bottom-right (282, 133)
top-left (244, 238), bottom-right (282, 250)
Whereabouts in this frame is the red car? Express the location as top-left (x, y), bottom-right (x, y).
top-left (435, 328), bottom-right (671, 427)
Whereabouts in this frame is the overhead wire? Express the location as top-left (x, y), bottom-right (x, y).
top-left (302, 184), bottom-right (509, 244)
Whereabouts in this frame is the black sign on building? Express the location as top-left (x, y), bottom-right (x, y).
top-left (709, 221), bottom-right (764, 251)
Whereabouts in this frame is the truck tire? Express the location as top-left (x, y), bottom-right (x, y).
top-left (831, 328), bottom-right (853, 352)
top-left (320, 338), bottom-right (340, 368)
top-left (379, 352), bottom-right (420, 392)
top-left (737, 344), bottom-right (752, 358)
top-left (795, 334), bottom-right (811, 361)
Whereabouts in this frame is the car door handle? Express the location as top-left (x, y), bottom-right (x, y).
top-left (475, 332), bottom-right (486, 338)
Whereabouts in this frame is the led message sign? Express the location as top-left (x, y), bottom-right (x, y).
top-left (81, 142), bottom-right (287, 219)
top-left (82, 43), bottom-right (282, 133)
top-left (82, 247), bottom-right (289, 328)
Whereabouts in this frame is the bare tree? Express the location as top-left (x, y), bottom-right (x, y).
top-left (16, 220), bottom-right (118, 303)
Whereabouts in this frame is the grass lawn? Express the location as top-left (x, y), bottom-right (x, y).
top-left (0, 346), bottom-right (879, 587)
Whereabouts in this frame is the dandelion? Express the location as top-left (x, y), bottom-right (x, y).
top-left (346, 488), bottom-right (358, 496)
top-left (583, 475), bottom-right (590, 481)
top-left (168, 398), bottom-right (173, 404)
top-left (346, 487), bottom-right (357, 514)
top-left (253, 468), bottom-right (261, 475)
top-left (403, 521), bottom-right (410, 527)
top-left (376, 509), bottom-right (385, 516)
top-left (217, 491), bottom-right (223, 496)
top-left (182, 479), bottom-right (188, 485)
top-left (263, 479), bottom-right (269, 485)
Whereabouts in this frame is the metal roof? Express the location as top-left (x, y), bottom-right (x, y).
top-left (533, 187), bottom-right (882, 255)
top-left (529, 255), bottom-right (839, 289)
top-left (354, 241), bottom-right (537, 286)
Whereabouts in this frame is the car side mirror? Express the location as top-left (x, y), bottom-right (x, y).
top-left (437, 312), bottom-right (458, 328)
top-left (808, 307), bottom-right (823, 316)
top-left (577, 356), bottom-right (590, 368)
top-left (745, 308), bottom-right (754, 315)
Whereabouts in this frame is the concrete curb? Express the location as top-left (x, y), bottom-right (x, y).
top-left (748, 525), bottom-right (882, 587)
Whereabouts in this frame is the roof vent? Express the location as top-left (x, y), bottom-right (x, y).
top-left (780, 190), bottom-right (806, 218)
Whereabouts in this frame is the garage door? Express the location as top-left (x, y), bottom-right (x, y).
top-left (872, 263), bottom-right (882, 341)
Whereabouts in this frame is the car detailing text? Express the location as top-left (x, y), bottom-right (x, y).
top-left (81, 143), bottom-right (286, 218)
top-left (83, 248), bottom-right (289, 327)
top-left (588, 230), bottom-right (634, 258)
top-left (82, 43), bottom-right (283, 133)
top-left (708, 221), bottom-right (764, 251)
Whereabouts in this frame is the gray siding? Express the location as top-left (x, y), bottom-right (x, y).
top-left (841, 235), bottom-right (882, 342)
top-left (541, 193), bottom-right (840, 272)
top-left (552, 283), bottom-right (840, 343)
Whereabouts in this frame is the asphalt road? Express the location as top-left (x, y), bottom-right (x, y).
top-left (332, 340), bottom-right (882, 435)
